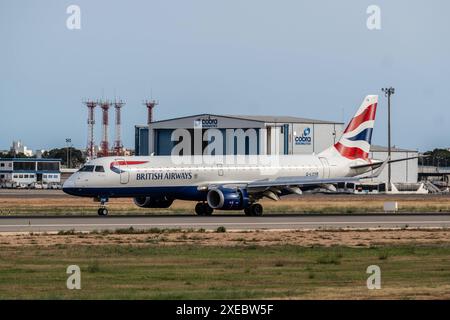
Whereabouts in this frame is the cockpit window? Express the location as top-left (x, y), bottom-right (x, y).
top-left (79, 165), bottom-right (95, 172)
top-left (95, 166), bottom-right (105, 172)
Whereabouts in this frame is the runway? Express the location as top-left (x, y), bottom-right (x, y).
top-left (1, 214), bottom-right (450, 232)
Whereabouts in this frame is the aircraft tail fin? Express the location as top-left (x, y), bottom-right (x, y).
top-left (321, 95), bottom-right (378, 160)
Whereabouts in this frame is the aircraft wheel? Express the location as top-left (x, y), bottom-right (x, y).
top-left (195, 203), bottom-right (206, 216)
top-left (98, 208), bottom-right (108, 216)
top-left (204, 204), bottom-right (214, 216)
top-left (196, 203), bottom-right (214, 216)
top-left (249, 204), bottom-right (263, 216)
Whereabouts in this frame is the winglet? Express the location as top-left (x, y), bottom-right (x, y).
top-left (359, 156), bottom-right (389, 179)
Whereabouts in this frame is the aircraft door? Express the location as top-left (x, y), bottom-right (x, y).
top-left (217, 163), bottom-right (224, 176)
top-left (319, 157), bottom-right (330, 179)
top-left (116, 159), bottom-right (130, 184)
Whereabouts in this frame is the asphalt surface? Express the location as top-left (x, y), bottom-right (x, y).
top-left (1, 214), bottom-right (450, 232)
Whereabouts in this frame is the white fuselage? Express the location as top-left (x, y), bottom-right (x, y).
top-left (62, 153), bottom-right (368, 200)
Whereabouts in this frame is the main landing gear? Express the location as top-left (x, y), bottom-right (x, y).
top-left (96, 197), bottom-right (109, 216)
top-left (194, 202), bottom-right (263, 216)
top-left (244, 203), bottom-right (263, 216)
top-left (195, 202), bottom-right (214, 216)
top-left (98, 207), bottom-right (108, 216)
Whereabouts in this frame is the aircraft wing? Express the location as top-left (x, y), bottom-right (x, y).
top-left (200, 157), bottom-right (390, 198)
top-left (246, 157), bottom-right (389, 190)
top-left (246, 176), bottom-right (359, 189)
top-left (200, 176), bottom-right (360, 192)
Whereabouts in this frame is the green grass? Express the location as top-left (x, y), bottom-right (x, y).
top-left (1, 244), bottom-right (450, 299)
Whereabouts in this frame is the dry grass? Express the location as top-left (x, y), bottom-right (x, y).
top-left (2, 228), bottom-right (450, 247)
top-left (1, 192), bottom-right (450, 215)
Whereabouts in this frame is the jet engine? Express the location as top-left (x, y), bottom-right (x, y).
top-left (207, 187), bottom-right (249, 210)
top-left (133, 196), bottom-right (174, 208)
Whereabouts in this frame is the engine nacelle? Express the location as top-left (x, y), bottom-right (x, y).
top-left (133, 196), bottom-right (174, 208)
top-left (207, 187), bottom-right (249, 210)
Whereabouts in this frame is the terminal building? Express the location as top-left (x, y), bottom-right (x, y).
top-left (0, 158), bottom-right (61, 188)
top-left (135, 113), bottom-right (419, 185)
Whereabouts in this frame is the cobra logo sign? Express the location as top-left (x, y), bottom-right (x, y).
top-left (295, 127), bottom-right (312, 145)
top-left (194, 118), bottom-right (218, 128)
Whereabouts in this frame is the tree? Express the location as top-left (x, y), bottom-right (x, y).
top-left (421, 149), bottom-right (450, 167)
top-left (43, 147), bottom-right (85, 167)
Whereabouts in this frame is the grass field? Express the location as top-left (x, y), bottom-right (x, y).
top-left (1, 191), bottom-right (450, 299)
top-left (1, 239), bottom-right (450, 299)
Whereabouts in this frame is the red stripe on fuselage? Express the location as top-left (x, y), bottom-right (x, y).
top-left (334, 142), bottom-right (368, 160)
top-left (110, 160), bottom-right (148, 167)
top-left (344, 103), bottom-right (377, 133)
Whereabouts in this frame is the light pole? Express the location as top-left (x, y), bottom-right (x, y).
top-left (381, 87), bottom-right (395, 190)
top-left (65, 138), bottom-right (72, 168)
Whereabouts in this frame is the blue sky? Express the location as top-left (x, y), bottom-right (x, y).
top-left (1, 0), bottom-right (449, 152)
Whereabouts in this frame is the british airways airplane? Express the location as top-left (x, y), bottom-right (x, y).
top-left (63, 95), bottom-right (401, 216)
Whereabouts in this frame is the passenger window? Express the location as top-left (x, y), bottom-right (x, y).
top-left (79, 165), bottom-right (95, 172)
top-left (95, 166), bottom-right (105, 173)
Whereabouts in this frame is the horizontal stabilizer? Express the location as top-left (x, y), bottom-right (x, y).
top-left (350, 155), bottom-right (425, 171)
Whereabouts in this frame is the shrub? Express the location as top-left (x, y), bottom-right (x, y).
top-left (378, 250), bottom-right (389, 260)
top-left (316, 254), bottom-right (341, 265)
top-left (57, 229), bottom-right (76, 235)
top-left (216, 226), bottom-right (226, 233)
top-left (87, 260), bottom-right (100, 273)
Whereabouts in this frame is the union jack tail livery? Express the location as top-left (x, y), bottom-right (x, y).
top-left (333, 95), bottom-right (378, 160)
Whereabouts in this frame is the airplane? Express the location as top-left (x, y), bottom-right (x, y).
top-left (63, 94), bottom-right (410, 216)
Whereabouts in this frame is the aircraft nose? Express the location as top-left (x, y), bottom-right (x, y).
top-left (62, 175), bottom-right (76, 195)
top-left (63, 179), bottom-right (74, 189)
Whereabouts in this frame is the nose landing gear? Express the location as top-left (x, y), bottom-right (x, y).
top-left (98, 207), bottom-right (109, 216)
top-left (96, 196), bottom-right (109, 216)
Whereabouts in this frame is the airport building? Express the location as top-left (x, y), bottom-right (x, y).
top-left (0, 158), bottom-right (61, 188)
top-left (134, 113), bottom-right (419, 185)
top-left (135, 114), bottom-right (344, 156)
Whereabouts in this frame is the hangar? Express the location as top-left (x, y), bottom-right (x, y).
top-left (135, 114), bottom-right (344, 156)
top-left (363, 145), bottom-right (419, 184)
top-left (134, 113), bottom-right (418, 185)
